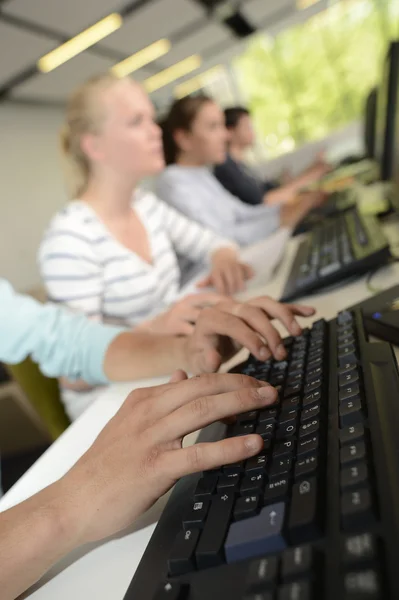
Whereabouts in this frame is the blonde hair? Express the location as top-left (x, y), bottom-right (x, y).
top-left (60, 72), bottom-right (122, 198)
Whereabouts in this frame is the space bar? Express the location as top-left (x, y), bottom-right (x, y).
top-left (319, 261), bottom-right (341, 277)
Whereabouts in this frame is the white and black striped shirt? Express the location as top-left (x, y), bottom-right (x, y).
top-left (38, 190), bottom-right (233, 327)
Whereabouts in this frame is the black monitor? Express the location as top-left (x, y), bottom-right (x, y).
top-left (364, 87), bottom-right (377, 159)
top-left (375, 41), bottom-right (399, 181)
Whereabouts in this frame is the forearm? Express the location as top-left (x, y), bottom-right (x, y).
top-left (0, 481), bottom-right (79, 600)
top-left (103, 331), bottom-right (190, 381)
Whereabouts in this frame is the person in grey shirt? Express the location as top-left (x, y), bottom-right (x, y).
top-left (157, 95), bottom-right (325, 246)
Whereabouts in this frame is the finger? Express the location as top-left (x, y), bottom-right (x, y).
top-left (196, 276), bottom-right (212, 289)
top-left (212, 269), bottom-right (228, 295)
top-left (156, 384), bottom-right (277, 441)
top-left (148, 372), bottom-right (267, 420)
top-left (249, 297), bottom-right (305, 336)
top-left (181, 306), bottom-right (202, 324)
top-left (232, 264), bottom-right (245, 293)
top-left (286, 304), bottom-right (316, 317)
top-left (176, 321), bottom-right (195, 336)
top-left (161, 435), bottom-right (264, 479)
top-left (197, 307), bottom-right (271, 361)
top-left (169, 370), bottom-right (189, 383)
top-left (188, 292), bottom-right (227, 307)
top-left (243, 263), bottom-right (255, 280)
top-left (228, 304), bottom-right (285, 360)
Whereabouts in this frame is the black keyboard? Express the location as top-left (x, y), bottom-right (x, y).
top-left (282, 207), bottom-right (391, 302)
top-left (124, 309), bottom-right (399, 600)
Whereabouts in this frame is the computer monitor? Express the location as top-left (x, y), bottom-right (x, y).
top-left (364, 87), bottom-right (377, 159)
top-left (375, 41), bottom-right (399, 181)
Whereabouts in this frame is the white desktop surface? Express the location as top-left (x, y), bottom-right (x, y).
top-left (2, 226), bottom-right (399, 600)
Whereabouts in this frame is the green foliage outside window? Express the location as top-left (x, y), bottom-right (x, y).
top-left (233, 0), bottom-right (399, 157)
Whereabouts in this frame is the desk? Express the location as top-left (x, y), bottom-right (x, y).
top-left (2, 227), bottom-right (399, 600)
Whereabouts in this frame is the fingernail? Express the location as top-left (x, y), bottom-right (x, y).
top-left (277, 344), bottom-right (286, 359)
top-left (244, 435), bottom-right (262, 452)
top-left (258, 385), bottom-right (273, 398)
top-left (260, 346), bottom-right (270, 360)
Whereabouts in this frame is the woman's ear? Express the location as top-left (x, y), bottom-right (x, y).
top-left (173, 128), bottom-right (191, 154)
top-left (80, 132), bottom-right (104, 163)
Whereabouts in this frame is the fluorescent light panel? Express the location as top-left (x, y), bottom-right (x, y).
top-left (174, 66), bottom-right (224, 98)
top-left (144, 55), bottom-right (202, 93)
top-left (112, 39), bottom-right (171, 77)
top-left (297, 0), bottom-right (321, 9)
top-left (37, 13), bottom-right (123, 73)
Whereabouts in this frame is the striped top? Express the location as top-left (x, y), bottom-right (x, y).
top-left (38, 189), bottom-right (232, 328)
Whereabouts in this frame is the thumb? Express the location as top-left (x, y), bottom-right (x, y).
top-left (169, 369), bottom-right (189, 383)
top-left (199, 347), bottom-right (223, 374)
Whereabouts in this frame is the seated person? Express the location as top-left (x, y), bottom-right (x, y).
top-left (0, 279), bottom-right (315, 599)
top-left (214, 106), bottom-right (329, 206)
top-left (157, 95), bottom-right (325, 245)
top-left (39, 75), bottom-right (254, 417)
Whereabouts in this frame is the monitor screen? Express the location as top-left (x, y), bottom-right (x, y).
top-left (375, 41), bottom-right (399, 181)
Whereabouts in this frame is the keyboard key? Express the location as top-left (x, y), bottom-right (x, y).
top-left (307, 356), bottom-right (323, 371)
top-left (289, 360), bottom-right (305, 373)
top-left (264, 477), bottom-right (290, 504)
top-left (304, 378), bottom-right (322, 395)
top-left (295, 453), bottom-right (318, 480)
top-left (241, 473), bottom-right (266, 494)
top-left (342, 533), bottom-right (377, 566)
top-left (272, 360), bottom-right (289, 373)
top-left (270, 456), bottom-right (293, 478)
top-left (237, 411), bottom-right (259, 423)
top-left (217, 473), bottom-right (241, 491)
top-left (303, 390), bottom-right (322, 407)
top-left (306, 366), bottom-right (323, 381)
top-left (288, 477), bottom-right (321, 544)
top-left (286, 373), bottom-right (304, 387)
top-left (194, 474), bottom-right (218, 498)
top-left (246, 555), bottom-right (278, 590)
top-left (297, 435), bottom-right (319, 456)
top-left (339, 384), bottom-right (360, 402)
top-left (274, 439), bottom-right (296, 457)
top-left (270, 372), bottom-right (286, 386)
top-left (259, 408), bottom-right (278, 422)
top-left (234, 494), bottom-right (259, 521)
top-left (338, 327), bottom-right (354, 341)
top-left (339, 397), bottom-right (364, 427)
top-left (338, 346), bottom-right (357, 366)
top-left (338, 310), bottom-right (354, 325)
top-left (196, 491), bottom-right (234, 568)
top-left (340, 463), bottom-right (368, 489)
top-left (338, 361), bottom-right (357, 376)
top-left (155, 582), bottom-right (189, 600)
top-left (232, 423), bottom-right (256, 437)
top-left (225, 503), bottom-right (287, 563)
top-left (282, 396), bottom-right (301, 411)
top-left (278, 581), bottom-right (312, 600)
top-left (301, 404), bottom-right (320, 422)
top-left (280, 408), bottom-right (298, 422)
top-left (340, 424), bottom-right (365, 446)
top-left (285, 383), bottom-right (302, 398)
top-left (246, 453), bottom-right (268, 473)
top-left (341, 488), bottom-right (373, 531)
top-left (168, 528), bottom-right (200, 575)
top-left (277, 419), bottom-right (297, 439)
top-left (343, 569), bottom-right (381, 598)
top-left (183, 499), bottom-right (210, 530)
top-left (257, 422), bottom-right (276, 437)
top-left (299, 420), bottom-right (319, 438)
top-left (340, 442), bottom-right (366, 465)
top-left (338, 335), bottom-right (355, 349)
top-left (282, 546), bottom-right (313, 581)
top-left (339, 370), bottom-right (359, 388)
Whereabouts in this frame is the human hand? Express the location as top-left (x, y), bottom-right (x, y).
top-left (280, 190), bottom-right (327, 228)
top-left (197, 248), bottom-right (254, 295)
top-left (184, 296), bottom-right (315, 374)
top-left (57, 373), bottom-right (277, 544)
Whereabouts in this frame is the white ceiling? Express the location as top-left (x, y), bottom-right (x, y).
top-left (0, 0), bottom-right (326, 106)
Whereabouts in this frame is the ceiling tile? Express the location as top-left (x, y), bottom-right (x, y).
top-left (160, 21), bottom-right (232, 67)
top-left (105, 0), bottom-right (206, 55)
top-left (0, 21), bottom-right (55, 86)
top-left (2, 0), bottom-right (124, 36)
top-left (242, 0), bottom-right (296, 25)
top-left (11, 52), bottom-right (153, 102)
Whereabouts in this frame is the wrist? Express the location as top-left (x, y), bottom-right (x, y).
top-left (212, 246), bottom-right (238, 264)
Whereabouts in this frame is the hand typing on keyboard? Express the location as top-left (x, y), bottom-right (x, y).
top-left (185, 296), bottom-right (316, 373)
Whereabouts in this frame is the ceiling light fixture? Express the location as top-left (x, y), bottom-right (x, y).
top-left (174, 65), bottom-right (224, 98)
top-left (144, 55), bottom-right (202, 93)
top-left (112, 39), bottom-right (172, 77)
top-left (37, 13), bottom-right (123, 73)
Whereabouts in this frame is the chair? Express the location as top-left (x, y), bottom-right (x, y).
top-left (7, 358), bottom-right (70, 441)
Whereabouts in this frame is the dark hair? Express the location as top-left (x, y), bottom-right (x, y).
top-left (162, 94), bottom-right (214, 165)
top-left (224, 106), bottom-right (250, 129)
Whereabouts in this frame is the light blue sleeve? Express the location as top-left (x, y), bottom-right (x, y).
top-left (0, 280), bottom-right (124, 385)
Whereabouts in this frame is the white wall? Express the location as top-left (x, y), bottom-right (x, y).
top-left (0, 102), bottom-right (66, 292)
